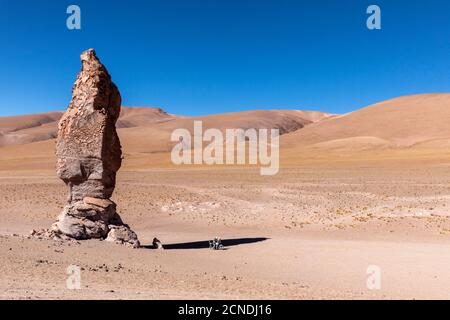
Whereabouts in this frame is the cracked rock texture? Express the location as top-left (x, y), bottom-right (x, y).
top-left (50, 49), bottom-right (139, 248)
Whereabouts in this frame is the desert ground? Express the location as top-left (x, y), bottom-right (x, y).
top-left (2, 94), bottom-right (450, 299)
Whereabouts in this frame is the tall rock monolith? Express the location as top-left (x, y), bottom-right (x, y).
top-left (50, 48), bottom-right (139, 248)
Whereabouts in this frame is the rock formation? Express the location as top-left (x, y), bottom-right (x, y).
top-left (48, 48), bottom-right (139, 248)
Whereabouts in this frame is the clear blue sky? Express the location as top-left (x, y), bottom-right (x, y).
top-left (1, 0), bottom-right (450, 116)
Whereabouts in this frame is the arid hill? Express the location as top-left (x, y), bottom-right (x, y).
top-left (283, 94), bottom-right (450, 149)
top-left (0, 107), bottom-right (175, 148)
top-left (0, 108), bottom-right (331, 170)
top-left (0, 108), bottom-right (331, 149)
top-left (2, 94), bottom-right (450, 170)
top-left (118, 109), bottom-right (332, 154)
top-left (281, 94), bottom-right (450, 166)
top-left (117, 107), bottom-right (176, 128)
top-left (0, 112), bottom-right (63, 147)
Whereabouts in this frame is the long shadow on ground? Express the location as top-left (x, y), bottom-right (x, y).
top-left (143, 237), bottom-right (269, 250)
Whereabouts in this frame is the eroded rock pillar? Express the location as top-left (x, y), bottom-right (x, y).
top-left (51, 48), bottom-right (139, 248)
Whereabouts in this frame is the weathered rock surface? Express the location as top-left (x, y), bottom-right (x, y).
top-left (106, 225), bottom-right (140, 248)
top-left (56, 48), bottom-right (122, 202)
top-left (47, 49), bottom-right (139, 247)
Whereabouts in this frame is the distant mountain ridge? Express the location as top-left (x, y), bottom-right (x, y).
top-left (2, 94), bottom-right (450, 170)
top-left (0, 107), bottom-right (332, 148)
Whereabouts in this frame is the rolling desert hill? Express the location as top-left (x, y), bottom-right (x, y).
top-left (118, 109), bottom-right (332, 154)
top-left (0, 107), bottom-right (176, 148)
top-left (0, 108), bottom-right (330, 149)
top-left (281, 94), bottom-right (450, 166)
top-left (2, 93), bottom-right (450, 170)
top-left (117, 107), bottom-right (176, 128)
top-left (283, 94), bottom-right (450, 149)
top-left (0, 108), bottom-right (331, 170)
top-left (0, 112), bottom-right (63, 147)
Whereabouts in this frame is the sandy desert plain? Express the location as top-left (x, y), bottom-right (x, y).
top-left (2, 93), bottom-right (450, 299)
